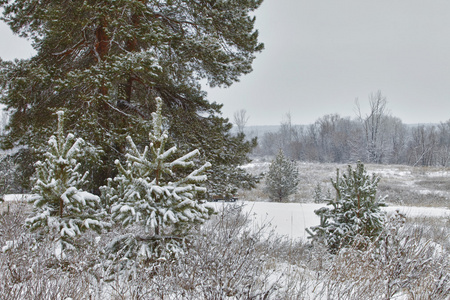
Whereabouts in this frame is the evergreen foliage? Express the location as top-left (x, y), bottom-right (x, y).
top-left (0, 0), bottom-right (263, 194)
top-left (26, 111), bottom-right (110, 250)
top-left (313, 183), bottom-right (331, 204)
top-left (102, 97), bottom-right (214, 262)
top-left (265, 149), bottom-right (299, 202)
top-left (0, 154), bottom-right (14, 200)
top-left (307, 161), bottom-right (386, 253)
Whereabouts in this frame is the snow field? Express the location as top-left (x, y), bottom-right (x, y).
top-left (215, 201), bottom-right (450, 241)
top-left (4, 195), bottom-right (449, 240)
top-left (3, 194), bottom-right (34, 202)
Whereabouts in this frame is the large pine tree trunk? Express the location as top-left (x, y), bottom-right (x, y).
top-left (95, 18), bottom-right (110, 96)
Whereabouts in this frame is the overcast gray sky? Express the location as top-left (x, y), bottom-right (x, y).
top-left (2, 0), bottom-right (450, 125)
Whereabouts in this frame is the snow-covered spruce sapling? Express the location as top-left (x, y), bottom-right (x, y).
top-left (26, 111), bottom-right (110, 252)
top-left (307, 161), bottom-right (386, 253)
top-left (264, 149), bottom-right (299, 202)
top-left (103, 97), bottom-right (215, 262)
top-left (312, 183), bottom-right (332, 204)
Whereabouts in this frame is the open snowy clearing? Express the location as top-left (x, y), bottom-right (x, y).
top-left (212, 201), bottom-right (450, 240)
top-left (4, 195), bottom-right (449, 241)
top-left (238, 161), bottom-right (450, 207)
top-left (5, 195), bottom-right (449, 241)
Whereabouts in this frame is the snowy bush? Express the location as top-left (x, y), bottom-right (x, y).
top-left (26, 111), bottom-right (110, 251)
top-left (319, 211), bottom-right (450, 299)
top-left (102, 97), bottom-right (215, 263)
top-left (1, 196), bottom-right (449, 299)
top-left (264, 149), bottom-right (299, 202)
top-left (129, 204), bottom-right (280, 298)
top-left (307, 161), bottom-right (386, 253)
top-left (0, 202), bottom-right (103, 299)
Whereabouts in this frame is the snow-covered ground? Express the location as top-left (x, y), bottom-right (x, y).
top-left (214, 201), bottom-right (450, 241)
top-left (3, 194), bottom-right (34, 201)
top-left (5, 195), bottom-right (449, 241)
top-left (2, 196), bottom-right (448, 298)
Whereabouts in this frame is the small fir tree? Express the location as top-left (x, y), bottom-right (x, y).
top-left (313, 183), bottom-right (323, 203)
top-left (265, 149), bottom-right (299, 202)
top-left (313, 183), bottom-right (332, 204)
top-left (26, 111), bottom-right (109, 252)
top-left (307, 161), bottom-right (386, 253)
top-left (103, 97), bottom-right (215, 262)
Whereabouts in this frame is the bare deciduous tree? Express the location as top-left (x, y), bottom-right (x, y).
top-left (279, 112), bottom-right (303, 159)
top-left (436, 120), bottom-right (450, 166)
top-left (233, 109), bottom-right (249, 134)
top-left (355, 90), bottom-right (389, 163)
top-left (407, 125), bottom-right (437, 166)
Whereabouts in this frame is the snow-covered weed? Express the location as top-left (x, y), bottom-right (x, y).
top-left (317, 212), bottom-right (450, 299)
top-left (131, 203), bottom-right (281, 298)
top-left (0, 203), bottom-right (97, 299)
top-left (241, 161), bottom-right (450, 208)
top-left (1, 199), bottom-right (449, 299)
top-left (403, 215), bottom-right (450, 254)
top-left (239, 181), bottom-right (269, 202)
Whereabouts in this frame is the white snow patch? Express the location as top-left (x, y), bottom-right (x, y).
top-left (3, 194), bottom-right (34, 202)
top-left (239, 162), bottom-right (271, 170)
top-left (374, 169), bottom-right (412, 178)
top-left (425, 170), bottom-right (450, 177)
top-left (384, 205), bottom-right (450, 218)
top-left (2, 240), bottom-right (16, 252)
top-left (215, 201), bottom-right (450, 241)
top-left (242, 202), bottom-right (322, 240)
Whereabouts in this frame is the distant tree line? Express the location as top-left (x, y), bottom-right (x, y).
top-left (254, 91), bottom-right (450, 167)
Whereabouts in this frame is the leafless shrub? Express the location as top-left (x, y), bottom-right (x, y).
top-left (133, 203), bottom-right (281, 299)
top-left (379, 183), bottom-right (449, 207)
top-left (238, 182), bottom-right (268, 202)
top-left (2, 202), bottom-right (291, 299)
top-left (0, 203), bottom-right (98, 299)
top-left (102, 203), bottom-right (315, 299)
top-left (0, 202), bottom-right (29, 245)
top-left (404, 216), bottom-right (450, 253)
top-left (1, 195), bottom-right (448, 299)
top-left (317, 212), bottom-right (450, 299)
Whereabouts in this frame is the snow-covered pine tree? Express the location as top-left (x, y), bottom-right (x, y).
top-left (0, 0), bottom-right (262, 196)
top-left (265, 149), bottom-right (299, 202)
top-left (26, 111), bottom-right (110, 252)
top-left (307, 161), bottom-right (386, 253)
top-left (103, 97), bottom-right (215, 262)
